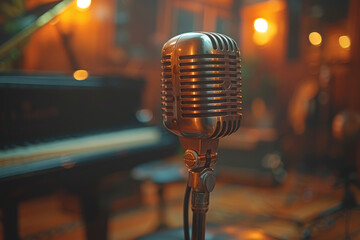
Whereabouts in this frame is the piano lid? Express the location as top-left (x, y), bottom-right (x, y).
top-left (0, 0), bottom-right (74, 58)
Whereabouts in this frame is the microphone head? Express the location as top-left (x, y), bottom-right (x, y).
top-left (161, 32), bottom-right (242, 140)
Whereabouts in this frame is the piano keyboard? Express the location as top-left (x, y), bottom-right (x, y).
top-left (0, 126), bottom-right (161, 168)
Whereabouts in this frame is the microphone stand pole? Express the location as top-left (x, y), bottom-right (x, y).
top-left (184, 149), bottom-right (217, 240)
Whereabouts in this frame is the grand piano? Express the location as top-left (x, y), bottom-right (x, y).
top-left (0, 1), bottom-right (178, 239)
top-left (0, 74), bottom-right (178, 240)
top-left (0, 0), bottom-right (180, 238)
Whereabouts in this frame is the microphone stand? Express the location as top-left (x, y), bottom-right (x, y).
top-left (188, 165), bottom-right (216, 240)
top-left (181, 138), bottom-right (218, 240)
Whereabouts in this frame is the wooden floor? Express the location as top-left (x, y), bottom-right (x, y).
top-left (1, 171), bottom-right (360, 240)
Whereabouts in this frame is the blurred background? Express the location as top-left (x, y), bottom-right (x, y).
top-left (0, 0), bottom-right (360, 239)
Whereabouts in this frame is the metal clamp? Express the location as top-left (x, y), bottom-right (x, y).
top-left (187, 168), bottom-right (216, 213)
top-left (184, 150), bottom-right (218, 170)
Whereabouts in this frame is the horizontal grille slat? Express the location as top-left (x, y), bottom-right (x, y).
top-left (181, 93), bottom-right (226, 98)
top-left (180, 80), bottom-right (224, 85)
top-left (180, 67), bottom-right (225, 73)
top-left (179, 54), bottom-right (225, 59)
top-left (180, 74), bottom-right (226, 79)
top-left (182, 106), bottom-right (229, 111)
top-left (180, 87), bottom-right (223, 92)
top-left (181, 103), bottom-right (239, 108)
top-left (181, 99), bottom-right (226, 104)
top-left (182, 112), bottom-right (228, 118)
top-left (179, 56), bottom-right (238, 62)
top-left (180, 61), bottom-right (225, 66)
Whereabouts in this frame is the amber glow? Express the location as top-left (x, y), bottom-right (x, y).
top-left (251, 98), bottom-right (266, 118)
top-left (253, 32), bottom-right (271, 46)
top-left (73, 70), bottom-right (89, 80)
top-left (288, 80), bottom-right (319, 135)
top-left (222, 226), bottom-right (267, 239)
top-left (339, 35), bottom-right (351, 49)
top-left (252, 17), bottom-right (277, 46)
top-left (252, 21), bottom-right (277, 46)
top-left (332, 114), bottom-right (344, 140)
top-left (254, 18), bottom-right (268, 33)
top-left (309, 32), bottom-right (322, 46)
top-left (77, 0), bottom-right (91, 9)
top-left (241, 231), bottom-right (266, 239)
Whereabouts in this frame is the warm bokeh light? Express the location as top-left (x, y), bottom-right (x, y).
top-left (339, 35), bottom-right (351, 49)
top-left (252, 17), bottom-right (277, 46)
top-left (253, 32), bottom-right (271, 46)
top-left (332, 113), bottom-right (344, 140)
top-left (309, 32), bottom-right (322, 46)
top-left (288, 79), bottom-right (319, 135)
top-left (73, 70), bottom-right (89, 80)
top-left (77, 0), bottom-right (91, 9)
top-left (254, 18), bottom-right (268, 33)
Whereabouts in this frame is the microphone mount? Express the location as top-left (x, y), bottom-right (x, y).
top-left (185, 148), bottom-right (217, 240)
top-left (181, 137), bottom-right (218, 169)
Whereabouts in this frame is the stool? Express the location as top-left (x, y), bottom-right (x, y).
top-left (131, 160), bottom-right (185, 230)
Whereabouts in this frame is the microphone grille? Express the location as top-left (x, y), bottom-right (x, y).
top-left (161, 32), bottom-right (242, 139)
top-left (178, 33), bottom-right (241, 118)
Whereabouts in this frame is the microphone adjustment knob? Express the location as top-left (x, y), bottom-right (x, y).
top-left (202, 171), bottom-right (216, 192)
top-left (184, 149), bottom-right (199, 169)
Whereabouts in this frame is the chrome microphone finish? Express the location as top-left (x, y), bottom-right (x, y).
top-left (161, 32), bottom-right (242, 140)
top-left (161, 32), bottom-right (243, 240)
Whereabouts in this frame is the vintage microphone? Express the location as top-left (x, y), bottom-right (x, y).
top-left (161, 32), bottom-right (242, 240)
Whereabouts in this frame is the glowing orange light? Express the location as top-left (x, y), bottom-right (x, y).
top-left (339, 35), bottom-right (351, 49)
top-left (332, 114), bottom-right (344, 140)
top-left (254, 18), bottom-right (268, 33)
top-left (252, 18), bottom-right (276, 46)
top-left (309, 32), bottom-right (322, 46)
top-left (77, 0), bottom-right (91, 9)
top-left (73, 70), bottom-right (88, 81)
top-left (253, 32), bottom-right (271, 46)
top-left (242, 231), bottom-right (264, 239)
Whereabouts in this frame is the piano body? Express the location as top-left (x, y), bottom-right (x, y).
top-left (0, 74), bottom-right (178, 240)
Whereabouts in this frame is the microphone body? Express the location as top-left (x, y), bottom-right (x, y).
top-left (161, 32), bottom-right (242, 162)
top-left (161, 32), bottom-right (242, 240)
